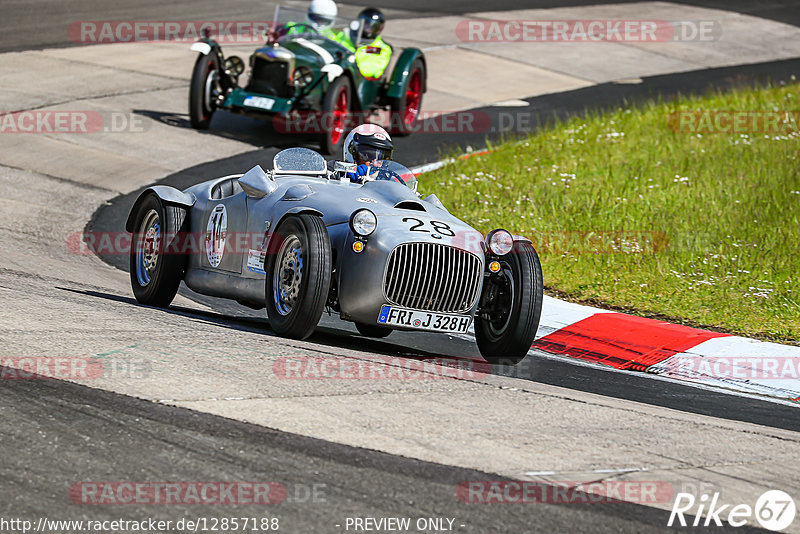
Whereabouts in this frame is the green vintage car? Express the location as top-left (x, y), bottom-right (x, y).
top-left (188, 6), bottom-right (427, 154)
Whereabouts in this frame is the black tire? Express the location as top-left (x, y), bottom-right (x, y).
top-left (389, 58), bottom-right (425, 136)
top-left (189, 53), bottom-right (219, 130)
top-left (129, 194), bottom-right (188, 307)
top-left (265, 215), bottom-right (332, 340)
top-left (355, 322), bottom-right (392, 338)
top-left (475, 242), bottom-right (543, 365)
top-left (318, 75), bottom-right (352, 155)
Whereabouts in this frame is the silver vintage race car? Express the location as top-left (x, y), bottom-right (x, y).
top-left (126, 148), bottom-right (543, 364)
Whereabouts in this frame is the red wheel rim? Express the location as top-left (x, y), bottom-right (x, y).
top-left (403, 69), bottom-right (422, 127)
top-left (330, 86), bottom-right (348, 146)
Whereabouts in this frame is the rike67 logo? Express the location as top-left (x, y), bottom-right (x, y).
top-left (669, 490), bottom-right (796, 531)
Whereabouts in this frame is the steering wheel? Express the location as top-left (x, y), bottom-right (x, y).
top-left (280, 22), bottom-right (319, 36)
top-left (268, 22), bottom-right (320, 44)
top-left (371, 167), bottom-right (406, 185)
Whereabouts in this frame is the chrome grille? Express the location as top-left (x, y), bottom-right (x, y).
top-left (384, 243), bottom-right (483, 313)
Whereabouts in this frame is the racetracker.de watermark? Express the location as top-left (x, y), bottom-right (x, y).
top-left (67, 229), bottom-right (673, 258)
top-left (66, 230), bottom-right (486, 256)
top-left (273, 356), bottom-right (490, 380)
top-left (0, 356), bottom-right (151, 380)
top-left (668, 110), bottom-right (800, 134)
top-left (455, 19), bottom-right (720, 42)
top-left (457, 481), bottom-right (675, 504)
top-left (69, 21), bottom-right (274, 44)
top-left (0, 111), bottom-right (147, 134)
top-left (658, 356), bottom-right (800, 381)
top-left (273, 110), bottom-right (492, 136)
top-left (69, 482), bottom-right (287, 505)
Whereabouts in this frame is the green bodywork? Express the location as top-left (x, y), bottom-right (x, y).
top-left (201, 33), bottom-right (425, 118)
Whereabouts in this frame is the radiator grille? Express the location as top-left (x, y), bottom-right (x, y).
top-left (247, 58), bottom-right (292, 98)
top-left (383, 243), bottom-right (483, 313)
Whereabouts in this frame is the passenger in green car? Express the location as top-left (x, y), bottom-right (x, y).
top-left (353, 8), bottom-right (392, 80)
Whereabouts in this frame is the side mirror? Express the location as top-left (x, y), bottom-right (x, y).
top-left (334, 161), bottom-right (357, 174)
top-left (238, 165), bottom-right (277, 198)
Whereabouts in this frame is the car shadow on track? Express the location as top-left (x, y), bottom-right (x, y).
top-left (56, 286), bottom-right (487, 365)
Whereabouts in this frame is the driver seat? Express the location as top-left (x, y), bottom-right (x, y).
top-left (210, 178), bottom-right (243, 199)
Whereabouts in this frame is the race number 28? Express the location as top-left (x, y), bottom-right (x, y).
top-left (402, 218), bottom-right (455, 236)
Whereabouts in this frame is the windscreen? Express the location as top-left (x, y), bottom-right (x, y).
top-left (273, 147), bottom-right (327, 175)
top-left (363, 160), bottom-right (418, 192)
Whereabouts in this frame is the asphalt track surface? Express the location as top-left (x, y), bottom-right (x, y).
top-left (4, 1), bottom-right (800, 532)
top-left (4, 375), bottom-right (773, 534)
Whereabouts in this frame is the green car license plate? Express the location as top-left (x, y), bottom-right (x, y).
top-left (243, 96), bottom-right (274, 110)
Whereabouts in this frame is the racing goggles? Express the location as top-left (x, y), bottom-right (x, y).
top-left (355, 146), bottom-right (393, 164)
top-left (308, 13), bottom-right (334, 28)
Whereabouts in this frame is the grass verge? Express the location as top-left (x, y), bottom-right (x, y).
top-left (420, 82), bottom-right (800, 343)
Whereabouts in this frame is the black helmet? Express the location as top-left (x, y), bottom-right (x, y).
top-left (358, 7), bottom-right (385, 41)
top-left (347, 130), bottom-right (393, 164)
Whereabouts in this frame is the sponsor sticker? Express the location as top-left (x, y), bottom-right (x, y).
top-left (205, 204), bottom-right (228, 268)
top-left (247, 248), bottom-right (266, 274)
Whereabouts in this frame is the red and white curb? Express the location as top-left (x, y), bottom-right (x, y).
top-left (412, 161), bottom-right (800, 404)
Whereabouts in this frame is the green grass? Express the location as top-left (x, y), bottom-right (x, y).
top-left (420, 82), bottom-right (800, 343)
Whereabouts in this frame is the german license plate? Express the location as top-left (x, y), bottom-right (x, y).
top-left (243, 96), bottom-right (274, 110)
top-left (377, 305), bottom-right (472, 334)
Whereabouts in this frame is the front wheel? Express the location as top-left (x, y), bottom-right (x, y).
top-left (129, 194), bottom-right (188, 307)
top-left (265, 215), bottom-right (332, 340)
top-left (355, 322), bottom-right (392, 338)
top-left (475, 242), bottom-right (543, 365)
top-left (189, 53), bottom-right (220, 129)
top-left (318, 76), bottom-right (352, 155)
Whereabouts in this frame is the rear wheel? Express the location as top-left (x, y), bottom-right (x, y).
top-left (319, 76), bottom-right (352, 155)
top-left (265, 215), bottom-right (332, 340)
top-left (129, 194), bottom-right (188, 307)
top-left (475, 242), bottom-right (543, 365)
top-left (189, 53), bottom-right (220, 129)
top-left (389, 59), bottom-right (424, 136)
top-left (355, 322), bottom-right (392, 338)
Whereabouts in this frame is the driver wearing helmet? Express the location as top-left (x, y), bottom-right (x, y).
top-left (328, 124), bottom-right (393, 183)
top-left (284, 0), bottom-right (353, 50)
top-left (353, 8), bottom-right (392, 80)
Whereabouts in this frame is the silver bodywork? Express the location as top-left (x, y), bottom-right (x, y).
top-left (131, 155), bottom-right (488, 330)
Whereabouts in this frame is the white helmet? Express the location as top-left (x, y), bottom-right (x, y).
top-left (343, 124), bottom-right (393, 164)
top-left (307, 0), bottom-right (338, 30)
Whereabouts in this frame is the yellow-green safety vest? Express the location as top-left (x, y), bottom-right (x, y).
top-left (355, 36), bottom-right (392, 80)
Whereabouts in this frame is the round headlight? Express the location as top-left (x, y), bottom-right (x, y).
top-left (224, 56), bottom-right (245, 77)
top-left (293, 66), bottom-right (314, 88)
top-left (350, 209), bottom-right (377, 236)
top-left (487, 229), bottom-right (514, 256)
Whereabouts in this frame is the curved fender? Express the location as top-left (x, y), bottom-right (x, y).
top-left (125, 186), bottom-right (196, 232)
top-left (190, 42), bottom-right (212, 55)
top-left (263, 207), bottom-right (325, 253)
top-left (386, 48), bottom-right (426, 100)
top-left (321, 64), bottom-right (344, 82)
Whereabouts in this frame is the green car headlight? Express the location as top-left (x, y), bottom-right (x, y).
top-left (293, 66), bottom-right (314, 88)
